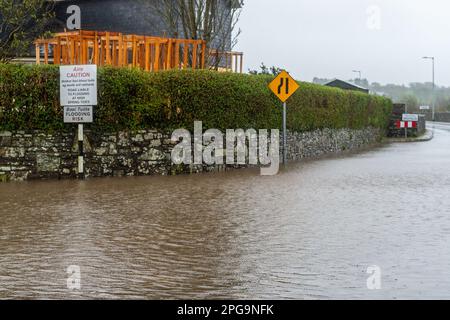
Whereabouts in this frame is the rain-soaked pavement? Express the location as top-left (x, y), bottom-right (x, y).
top-left (1, 123), bottom-right (450, 299)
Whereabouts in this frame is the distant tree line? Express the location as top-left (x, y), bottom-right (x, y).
top-left (369, 82), bottom-right (450, 112)
top-left (313, 77), bottom-right (450, 113)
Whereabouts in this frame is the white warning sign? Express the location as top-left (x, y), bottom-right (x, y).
top-left (64, 106), bottom-right (93, 123)
top-left (60, 65), bottom-right (97, 106)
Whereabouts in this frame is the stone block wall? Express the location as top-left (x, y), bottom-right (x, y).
top-left (420, 112), bottom-right (450, 122)
top-left (84, 130), bottom-right (176, 178)
top-left (0, 129), bottom-right (176, 181)
top-left (1, 127), bottom-right (384, 182)
top-left (435, 113), bottom-right (450, 122)
top-left (286, 127), bottom-right (382, 161)
top-left (0, 131), bottom-right (76, 181)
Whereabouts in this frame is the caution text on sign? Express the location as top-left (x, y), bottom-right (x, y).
top-left (60, 65), bottom-right (98, 106)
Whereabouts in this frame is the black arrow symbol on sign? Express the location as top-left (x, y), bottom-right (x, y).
top-left (277, 78), bottom-right (284, 95)
top-left (277, 77), bottom-right (290, 95)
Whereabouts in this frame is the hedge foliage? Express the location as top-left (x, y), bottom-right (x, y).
top-left (0, 64), bottom-right (392, 132)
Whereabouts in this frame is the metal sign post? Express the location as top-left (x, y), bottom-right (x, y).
top-left (283, 102), bottom-right (287, 165)
top-left (405, 107), bottom-right (408, 139)
top-left (60, 65), bottom-right (97, 179)
top-left (78, 124), bottom-right (84, 179)
top-left (268, 71), bottom-right (300, 165)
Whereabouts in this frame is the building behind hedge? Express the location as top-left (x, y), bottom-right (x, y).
top-left (324, 79), bottom-right (369, 94)
top-left (51, 0), bottom-right (239, 50)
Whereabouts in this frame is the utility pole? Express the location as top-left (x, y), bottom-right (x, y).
top-left (283, 102), bottom-right (287, 165)
top-left (423, 57), bottom-right (435, 121)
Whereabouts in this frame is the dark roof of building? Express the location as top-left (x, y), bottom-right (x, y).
top-left (324, 79), bottom-right (369, 91)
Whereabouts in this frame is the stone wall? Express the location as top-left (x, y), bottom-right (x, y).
top-left (435, 113), bottom-right (450, 123)
top-left (285, 127), bottom-right (382, 161)
top-left (419, 112), bottom-right (450, 122)
top-left (0, 127), bottom-right (384, 182)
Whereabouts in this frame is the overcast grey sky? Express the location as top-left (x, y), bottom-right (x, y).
top-left (235, 0), bottom-right (449, 86)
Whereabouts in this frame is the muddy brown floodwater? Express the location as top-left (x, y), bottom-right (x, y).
top-left (1, 123), bottom-right (450, 299)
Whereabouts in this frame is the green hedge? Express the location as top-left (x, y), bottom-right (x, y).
top-left (0, 64), bottom-right (392, 132)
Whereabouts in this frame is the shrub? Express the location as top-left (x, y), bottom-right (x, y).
top-left (0, 64), bottom-right (392, 132)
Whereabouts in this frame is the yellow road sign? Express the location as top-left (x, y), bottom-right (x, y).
top-left (268, 70), bottom-right (300, 103)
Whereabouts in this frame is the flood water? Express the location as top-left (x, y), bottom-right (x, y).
top-left (1, 123), bottom-right (450, 299)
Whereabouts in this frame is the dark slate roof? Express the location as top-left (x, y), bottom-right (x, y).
top-left (324, 79), bottom-right (369, 91)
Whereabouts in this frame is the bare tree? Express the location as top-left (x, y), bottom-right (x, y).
top-left (145, 0), bottom-right (243, 69)
top-left (0, 0), bottom-right (54, 62)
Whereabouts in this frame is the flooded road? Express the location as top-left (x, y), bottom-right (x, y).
top-left (1, 123), bottom-right (450, 299)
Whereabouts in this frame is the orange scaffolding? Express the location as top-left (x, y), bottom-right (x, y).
top-left (35, 30), bottom-right (207, 71)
